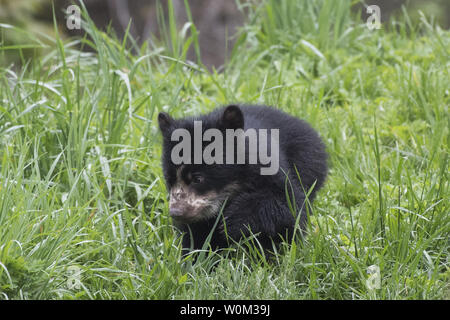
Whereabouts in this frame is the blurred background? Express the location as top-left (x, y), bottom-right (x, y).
top-left (1, 0), bottom-right (450, 69)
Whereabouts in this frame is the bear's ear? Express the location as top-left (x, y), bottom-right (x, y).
top-left (158, 112), bottom-right (174, 134)
top-left (221, 105), bottom-right (244, 130)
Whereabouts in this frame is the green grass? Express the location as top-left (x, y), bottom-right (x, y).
top-left (0, 0), bottom-right (448, 299)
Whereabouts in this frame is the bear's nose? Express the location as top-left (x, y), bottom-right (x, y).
top-left (169, 207), bottom-right (184, 218)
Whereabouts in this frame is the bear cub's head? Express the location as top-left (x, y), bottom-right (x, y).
top-left (157, 105), bottom-right (245, 224)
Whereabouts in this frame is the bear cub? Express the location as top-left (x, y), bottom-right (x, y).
top-left (158, 104), bottom-right (328, 253)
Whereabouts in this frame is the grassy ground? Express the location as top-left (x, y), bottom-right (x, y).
top-left (0, 0), bottom-right (448, 299)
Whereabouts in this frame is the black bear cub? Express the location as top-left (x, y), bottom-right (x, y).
top-left (158, 104), bottom-right (328, 253)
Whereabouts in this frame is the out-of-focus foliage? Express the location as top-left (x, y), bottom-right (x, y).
top-left (0, 0), bottom-right (55, 65)
top-left (1, 0), bottom-right (449, 67)
top-left (405, 0), bottom-right (450, 28)
top-left (1, 0), bottom-right (48, 24)
top-left (0, 0), bottom-right (450, 65)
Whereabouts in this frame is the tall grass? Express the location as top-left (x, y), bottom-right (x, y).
top-left (0, 0), bottom-right (448, 299)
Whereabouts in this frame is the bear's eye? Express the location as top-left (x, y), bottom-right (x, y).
top-left (191, 173), bottom-right (204, 184)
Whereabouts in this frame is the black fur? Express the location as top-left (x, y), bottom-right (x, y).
top-left (158, 104), bottom-right (328, 253)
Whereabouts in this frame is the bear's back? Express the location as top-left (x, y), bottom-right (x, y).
top-left (240, 105), bottom-right (328, 196)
